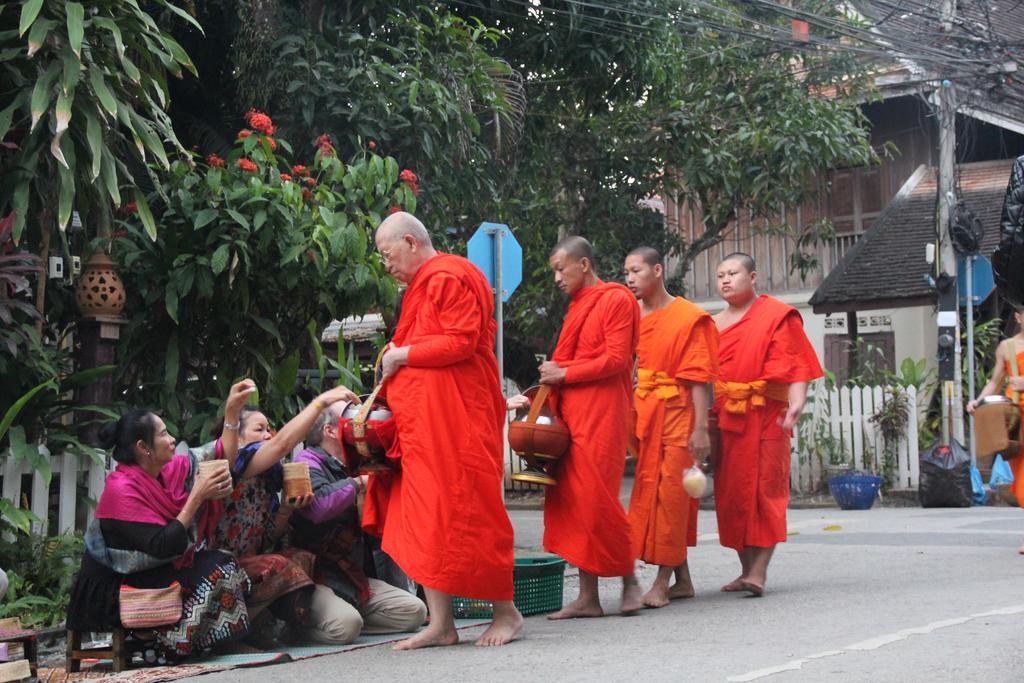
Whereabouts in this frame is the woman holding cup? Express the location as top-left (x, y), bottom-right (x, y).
top-left (213, 384), bottom-right (359, 645)
top-left (65, 388), bottom-right (255, 661)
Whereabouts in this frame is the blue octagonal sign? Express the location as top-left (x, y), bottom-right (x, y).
top-left (467, 222), bottom-right (522, 302)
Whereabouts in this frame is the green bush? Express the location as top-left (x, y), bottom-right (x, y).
top-left (109, 114), bottom-right (411, 441)
top-left (0, 524), bottom-right (83, 628)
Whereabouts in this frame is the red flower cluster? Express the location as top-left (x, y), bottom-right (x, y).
top-left (245, 109), bottom-right (275, 135)
top-left (238, 158), bottom-right (258, 173)
top-left (368, 140), bottom-right (377, 150)
top-left (399, 169), bottom-right (420, 195)
top-left (302, 189), bottom-right (313, 202)
top-left (292, 165), bottom-right (310, 177)
top-left (237, 129), bottom-right (252, 139)
top-left (206, 153), bottom-right (226, 168)
top-left (389, 206), bottom-right (402, 214)
top-left (315, 133), bottom-right (334, 158)
top-left (117, 202), bottom-right (138, 217)
top-left (280, 173), bottom-right (293, 182)
top-left (266, 137), bottom-right (278, 152)
top-left (305, 177), bottom-right (317, 187)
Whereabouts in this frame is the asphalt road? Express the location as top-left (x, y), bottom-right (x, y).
top-left (198, 504), bottom-right (1024, 682)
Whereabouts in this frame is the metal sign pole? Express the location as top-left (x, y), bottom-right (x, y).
top-left (489, 227), bottom-right (504, 390)
top-left (966, 254), bottom-right (976, 466)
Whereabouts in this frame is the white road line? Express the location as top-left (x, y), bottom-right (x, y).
top-left (727, 603), bottom-right (1024, 682)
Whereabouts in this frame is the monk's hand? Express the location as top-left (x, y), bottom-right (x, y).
top-left (966, 399), bottom-right (979, 414)
top-left (538, 360), bottom-right (567, 385)
top-left (381, 345), bottom-right (410, 381)
top-left (778, 404), bottom-right (802, 431)
top-left (507, 394), bottom-right (531, 411)
top-left (689, 426), bottom-right (711, 462)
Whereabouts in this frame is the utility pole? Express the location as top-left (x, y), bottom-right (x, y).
top-left (936, 0), bottom-right (964, 446)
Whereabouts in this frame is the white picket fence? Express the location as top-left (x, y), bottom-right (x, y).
top-left (1, 447), bottom-right (111, 537)
top-left (790, 384), bottom-right (920, 492)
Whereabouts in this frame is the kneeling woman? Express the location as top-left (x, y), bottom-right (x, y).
top-left (214, 385), bottom-right (359, 641)
top-left (67, 404), bottom-right (249, 659)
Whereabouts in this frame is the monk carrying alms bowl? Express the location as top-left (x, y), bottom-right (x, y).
top-left (508, 385), bottom-right (571, 486)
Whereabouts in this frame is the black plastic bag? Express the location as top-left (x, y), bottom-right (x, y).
top-left (918, 441), bottom-right (972, 508)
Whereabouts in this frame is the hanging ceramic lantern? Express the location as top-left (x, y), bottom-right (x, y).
top-left (75, 250), bottom-right (126, 318)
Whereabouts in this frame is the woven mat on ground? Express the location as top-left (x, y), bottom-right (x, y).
top-left (37, 619), bottom-right (490, 682)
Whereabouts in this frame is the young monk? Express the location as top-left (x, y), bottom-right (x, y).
top-left (712, 253), bottom-right (822, 596)
top-left (374, 211), bottom-right (522, 649)
top-left (624, 247), bottom-right (718, 608)
top-left (510, 236), bottom-right (643, 617)
top-left (967, 305), bottom-right (1024, 554)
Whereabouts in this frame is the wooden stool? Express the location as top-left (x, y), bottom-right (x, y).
top-left (0, 620), bottom-right (37, 680)
top-left (66, 628), bottom-right (128, 673)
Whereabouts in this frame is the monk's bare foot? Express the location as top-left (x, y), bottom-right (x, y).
top-left (721, 576), bottom-right (746, 592)
top-left (547, 597), bottom-right (604, 620)
top-left (667, 581), bottom-right (695, 600)
top-left (393, 624), bottom-right (459, 650)
top-left (1018, 543), bottom-right (1024, 555)
top-left (620, 579), bottom-right (643, 615)
top-left (738, 579), bottom-right (764, 597)
top-left (641, 583), bottom-right (670, 609)
top-left (474, 605), bottom-right (524, 647)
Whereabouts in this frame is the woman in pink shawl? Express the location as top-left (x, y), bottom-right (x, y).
top-left (66, 381), bottom-right (358, 661)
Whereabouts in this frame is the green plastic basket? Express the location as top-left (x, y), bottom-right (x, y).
top-left (452, 556), bottom-right (566, 618)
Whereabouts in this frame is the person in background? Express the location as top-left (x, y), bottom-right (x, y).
top-left (967, 305), bottom-right (1024, 555)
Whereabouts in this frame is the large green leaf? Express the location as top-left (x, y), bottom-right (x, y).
top-left (274, 351), bottom-right (301, 398)
top-left (0, 380), bottom-right (55, 444)
top-left (25, 17), bottom-right (56, 57)
top-left (85, 109), bottom-right (103, 180)
top-left (88, 67), bottom-right (117, 118)
top-left (29, 61), bottom-right (60, 131)
top-left (18, 0), bottom-right (44, 37)
top-left (134, 188), bottom-right (157, 240)
top-left (0, 93), bottom-right (25, 142)
top-left (56, 157), bottom-right (75, 230)
top-left (99, 147), bottom-right (121, 207)
top-left (65, 2), bottom-right (85, 58)
top-left (210, 243), bottom-right (230, 274)
top-left (9, 426), bottom-right (51, 487)
top-left (10, 180), bottom-right (30, 244)
top-left (93, 17), bottom-right (125, 58)
top-left (60, 45), bottom-right (81, 95)
top-left (154, 0), bottom-right (203, 33)
top-left (129, 109), bottom-right (169, 170)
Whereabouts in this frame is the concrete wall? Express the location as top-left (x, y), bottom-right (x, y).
top-left (692, 292), bottom-right (938, 378)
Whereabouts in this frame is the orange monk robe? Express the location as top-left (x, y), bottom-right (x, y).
top-left (713, 295), bottom-right (822, 551)
top-left (378, 253), bottom-right (514, 601)
top-left (628, 298), bottom-right (719, 567)
top-left (1004, 344), bottom-right (1024, 507)
top-left (545, 282), bottom-right (639, 577)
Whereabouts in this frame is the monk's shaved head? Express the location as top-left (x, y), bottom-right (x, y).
top-left (376, 211), bottom-right (432, 247)
top-left (721, 252), bottom-right (755, 273)
top-left (550, 235), bottom-right (594, 263)
top-left (628, 246), bottom-right (663, 269)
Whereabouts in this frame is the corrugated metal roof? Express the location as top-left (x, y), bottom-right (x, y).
top-left (809, 158), bottom-right (1014, 312)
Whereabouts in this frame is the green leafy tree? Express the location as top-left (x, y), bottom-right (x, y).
top-left (0, 0), bottom-right (200, 243)
top-left (110, 114), bottom-right (412, 440)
